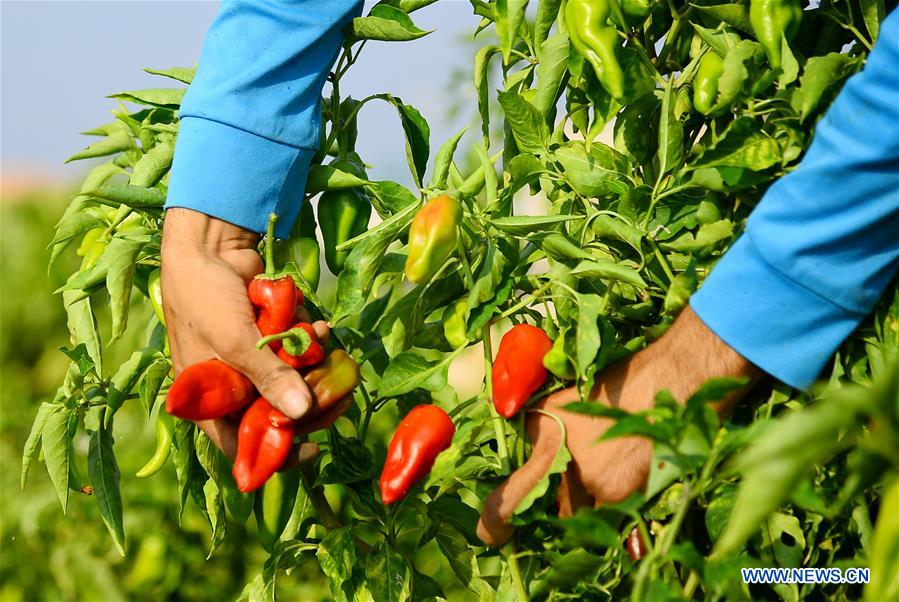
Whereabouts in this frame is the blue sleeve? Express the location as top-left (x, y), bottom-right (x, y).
top-left (691, 11), bottom-right (899, 390)
top-left (165, 0), bottom-right (363, 238)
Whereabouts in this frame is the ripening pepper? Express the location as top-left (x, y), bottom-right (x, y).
top-left (256, 322), bottom-right (325, 370)
top-left (565, 0), bottom-right (625, 99)
top-left (165, 359), bottom-right (255, 421)
top-left (750, 0), bottom-right (802, 68)
top-left (302, 350), bottom-right (360, 417)
top-left (442, 299), bottom-right (469, 349)
top-left (135, 412), bottom-right (173, 478)
top-left (492, 324), bottom-right (553, 418)
top-left (233, 397), bottom-right (295, 493)
top-left (380, 405), bottom-right (455, 505)
top-left (147, 268), bottom-right (165, 326)
top-left (693, 51), bottom-right (725, 115)
top-left (404, 195), bottom-right (462, 284)
top-left (255, 469), bottom-right (301, 551)
top-left (319, 188), bottom-right (371, 275)
top-left (277, 236), bottom-right (321, 290)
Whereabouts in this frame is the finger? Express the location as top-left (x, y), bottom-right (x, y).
top-left (556, 465), bottom-right (594, 519)
top-left (295, 306), bottom-right (312, 323)
top-left (230, 348), bottom-right (314, 420)
top-left (196, 417), bottom-right (240, 461)
top-left (280, 441), bottom-right (321, 471)
top-left (295, 395), bottom-right (352, 435)
top-left (311, 320), bottom-right (330, 345)
top-left (476, 409), bottom-right (565, 547)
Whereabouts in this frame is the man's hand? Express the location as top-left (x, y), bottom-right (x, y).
top-left (160, 208), bottom-right (345, 463)
top-left (476, 306), bottom-right (761, 546)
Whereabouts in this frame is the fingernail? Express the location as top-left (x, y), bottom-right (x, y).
top-left (281, 389), bottom-right (312, 419)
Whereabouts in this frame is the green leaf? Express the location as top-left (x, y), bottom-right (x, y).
top-left (512, 409), bottom-right (572, 516)
top-left (574, 293), bottom-right (604, 375)
top-left (689, 3), bottom-right (752, 34)
top-left (106, 348), bottom-right (162, 423)
top-left (365, 181), bottom-right (418, 217)
top-left (570, 259), bottom-right (646, 287)
top-left (89, 426), bottom-right (126, 555)
top-left (591, 213), bottom-right (644, 254)
top-left (86, 184), bottom-right (166, 208)
top-left (711, 40), bottom-right (758, 112)
top-left (109, 88), bottom-right (185, 108)
top-left (129, 139), bottom-right (174, 187)
top-left (62, 292), bottom-right (102, 372)
top-left (434, 525), bottom-right (494, 598)
top-left (614, 93), bottom-right (659, 164)
top-left (105, 236), bottom-right (146, 342)
top-left (42, 405), bottom-right (75, 513)
top-left (554, 142), bottom-right (624, 197)
top-left (203, 477), bottom-right (227, 559)
top-left (306, 164), bottom-right (370, 194)
top-left (534, 0), bottom-right (562, 47)
top-left (365, 542), bottom-right (411, 602)
top-left (316, 527), bottom-right (357, 602)
top-left (656, 78), bottom-right (683, 179)
top-left (143, 66), bottom-right (196, 84)
top-left (350, 4), bottom-right (432, 41)
top-left (660, 220), bottom-right (734, 252)
top-left (798, 53), bottom-right (859, 122)
top-left (664, 261), bottom-right (697, 314)
top-left (533, 33), bottom-right (569, 117)
top-left (474, 45), bottom-right (500, 141)
top-left (138, 358), bottom-right (171, 414)
top-left (65, 130), bottom-right (134, 163)
top-left (373, 94), bottom-right (430, 187)
top-left (21, 402), bottom-right (54, 490)
top-left (429, 126), bottom-right (468, 190)
top-left (378, 351), bottom-right (453, 397)
top-left (496, 0), bottom-right (528, 64)
top-left (497, 90), bottom-right (549, 155)
top-left (691, 117), bottom-right (780, 171)
top-left (542, 233), bottom-right (594, 262)
top-left (489, 214), bottom-right (581, 237)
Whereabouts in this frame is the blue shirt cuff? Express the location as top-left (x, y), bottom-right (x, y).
top-left (164, 116), bottom-right (313, 238)
top-left (690, 234), bottom-right (867, 390)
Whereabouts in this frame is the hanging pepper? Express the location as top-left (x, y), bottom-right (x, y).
top-left (620, 0), bottom-right (651, 17)
top-left (442, 299), bottom-right (469, 349)
top-left (147, 268), bottom-right (165, 326)
top-left (256, 322), bottom-right (325, 370)
top-left (380, 405), bottom-right (455, 505)
top-left (319, 159), bottom-right (371, 275)
top-left (255, 469), bottom-right (301, 551)
top-left (492, 324), bottom-right (553, 418)
top-left (693, 51), bottom-right (725, 116)
top-left (250, 214), bottom-right (297, 350)
top-left (404, 195), bottom-right (462, 284)
top-left (565, 0), bottom-right (625, 99)
top-left (275, 201), bottom-right (321, 289)
top-left (233, 397), bottom-right (295, 493)
top-left (135, 412), bottom-right (173, 478)
top-left (77, 227), bottom-right (107, 270)
top-left (543, 330), bottom-right (577, 380)
top-left (165, 359), bottom-right (255, 421)
top-left (303, 350), bottom-right (360, 417)
top-left (750, 0), bottom-right (802, 68)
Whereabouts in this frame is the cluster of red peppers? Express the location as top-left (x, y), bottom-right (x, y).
top-left (165, 215), bottom-right (359, 493)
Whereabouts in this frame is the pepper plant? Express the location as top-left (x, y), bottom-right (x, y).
top-left (25, 0), bottom-right (898, 600)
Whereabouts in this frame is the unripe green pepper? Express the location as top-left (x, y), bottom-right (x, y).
top-left (78, 228), bottom-right (107, 270)
top-left (620, 0), bottom-right (651, 17)
top-left (148, 268), bottom-right (165, 326)
top-left (136, 412), bottom-right (172, 478)
top-left (543, 331), bottom-right (576, 380)
top-left (442, 299), bottom-right (469, 348)
top-left (319, 188), bottom-right (371, 275)
top-left (404, 195), bottom-right (462, 284)
top-left (255, 469), bottom-right (301, 551)
top-left (276, 236), bottom-right (321, 290)
top-left (694, 52), bottom-right (724, 115)
top-left (565, 0), bottom-right (625, 99)
top-left (750, 0), bottom-right (802, 68)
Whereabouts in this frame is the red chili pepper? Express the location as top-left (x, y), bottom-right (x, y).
top-left (250, 214), bottom-right (299, 350)
top-left (380, 405), bottom-right (455, 505)
top-left (165, 359), bottom-right (255, 421)
top-left (256, 322), bottom-right (325, 369)
top-left (233, 397), bottom-right (295, 493)
top-left (626, 526), bottom-right (649, 561)
top-left (491, 323), bottom-right (553, 418)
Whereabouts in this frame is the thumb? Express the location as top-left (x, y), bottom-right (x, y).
top-left (476, 409), bottom-right (565, 547)
top-left (228, 346), bottom-right (314, 420)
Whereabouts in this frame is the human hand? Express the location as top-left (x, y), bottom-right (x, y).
top-left (160, 208), bottom-right (350, 464)
top-left (476, 306), bottom-right (761, 546)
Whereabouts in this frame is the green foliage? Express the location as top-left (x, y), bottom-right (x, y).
top-left (23, 1), bottom-right (899, 601)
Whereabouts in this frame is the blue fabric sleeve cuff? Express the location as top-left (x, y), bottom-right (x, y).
top-left (690, 234), bottom-right (867, 390)
top-left (164, 116), bottom-right (313, 238)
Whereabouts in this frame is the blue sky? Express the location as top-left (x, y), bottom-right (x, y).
top-left (1, 1), bottom-right (479, 187)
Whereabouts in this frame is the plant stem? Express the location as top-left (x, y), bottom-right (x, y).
top-left (503, 543), bottom-right (530, 601)
top-left (357, 384), bottom-right (374, 443)
top-left (496, 279), bottom-right (553, 322)
top-left (299, 459), bottom-right (340, 530)
top-left (482, 325), bottom-right (510, 474)
top-left (649, 239), bottom-right (676, 284)
top-left (265, 213), bottom-right (277, 276)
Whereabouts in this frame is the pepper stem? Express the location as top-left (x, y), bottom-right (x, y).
top-left (255, 327), bottom-right (312, 353)
top-left (265, 213), bottom-right (278, 276)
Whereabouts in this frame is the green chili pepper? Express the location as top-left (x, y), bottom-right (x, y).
top-left (565, 0), bottom-right (625, 99)
top-left (750, 0), bottom-right (802, 68)
top-left (543, 329), bottom-right (577, 380)
top-left (318, 159), bottom-right (371, 275)
top-left (694, 52), bottom-right (725, 115)
top-left (443, 299), bottom-right (469, 348)
top-left (78, 228), bottom-right (107, 270)
top-left (147, 268), bottom-right (165, 326)
top-left (620, 0), bottom-right (651, 17)
top-left (254, 469), bottom-right (301, 551)
top-left (136, 413), bottom-right (173, 478)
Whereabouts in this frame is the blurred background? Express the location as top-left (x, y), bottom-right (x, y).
top-left (0, 1), bottom-right (486, 599)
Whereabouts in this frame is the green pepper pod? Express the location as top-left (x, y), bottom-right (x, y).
top-left (442, 299), bottom-right (469, 348)
top-left (404, 195), bottom-right (462, 284)
top-left (136, 413), bottom-right (173, 478)
top-left (693, 52), bottom-right (725, 115)
top-left (254, 469), bottom-right (301, 551)
top-left (543, 330), bottom-right (576, 380)
top-left (319, 188), bottom-right (371, 275)
top-left (276, 236), bottom-right (321, 290)
top-left (750, 0), bottom-right (802, 68)
top-left (78, 228), bottom-right (107, 270)
top-left (148, 268), bottom-right (165, 326)
top-left (565, 0), bottom-right (625, 99)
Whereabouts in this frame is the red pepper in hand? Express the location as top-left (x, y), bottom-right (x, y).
top-left (166, 359), bottom-right (255, 421)
top-left (491, 323), bottom-right (553, 418)
top-left (380, 405), bottom-right (455, 505)
top-left (233, 397), bottom-right (295, 493)
top-left (250, 214), bottom-right (298, 350)
top-left (257, 322), bottom-right (325, 370)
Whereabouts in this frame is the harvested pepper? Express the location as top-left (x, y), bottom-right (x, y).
top-left (565, 0), bottom-right (625, 99)
top-left (750, 0), bottom-right (802, 68)
top-left (303, 350), bottom-right (360, 417)
top-left (165, 359), bottom-right (255, 421)
top-left (380, 405), bottom-right (455, 505)
top-left (492, 324), bottom-right (553, 418)
top-left (255, 469), bottom-right (301, 551)
top-left (404, 195), bottom-right (462, 284)
top-left (233, 397), bottom-right (295, 493)
top-left (319, 188), bottom-right (371, 275)
top-left (693, 52), bottom-right (724, 115)
top-left (147, 268), bottom-right (165, 326)
top-left (256, 322), bottom-right (325, 370)
top-left (136, 412), bottom-right (172, 478)
top-left (250, 214), bottom-right (298, 350)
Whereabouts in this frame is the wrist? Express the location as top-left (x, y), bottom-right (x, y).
top-left (162, 208), bottom-right (259, 258)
